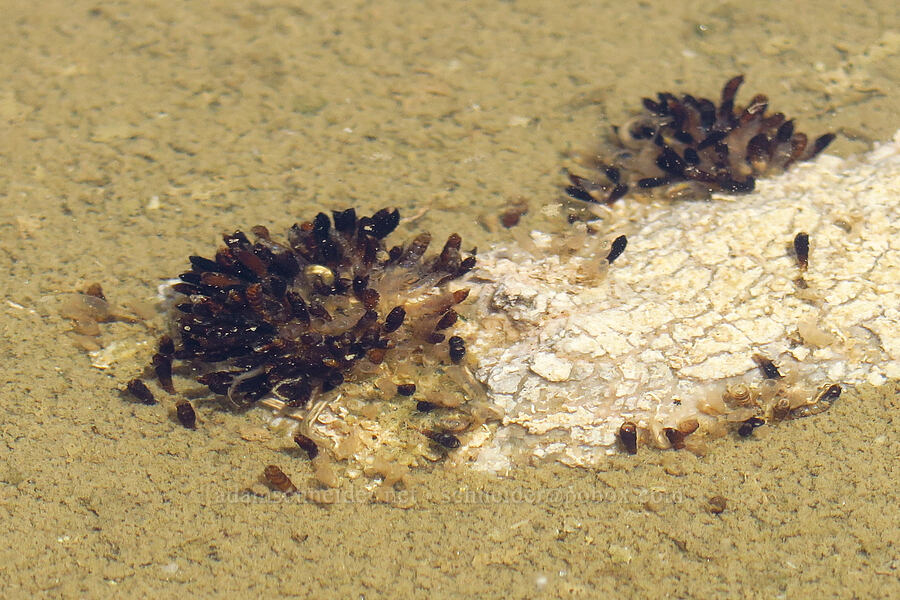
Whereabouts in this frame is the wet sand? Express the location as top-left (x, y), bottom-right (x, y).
top-left (1, 0), bottom-right (898, 597)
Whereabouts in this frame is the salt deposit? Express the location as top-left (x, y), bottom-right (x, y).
top-left (460, 131), bottom-right (900, 472)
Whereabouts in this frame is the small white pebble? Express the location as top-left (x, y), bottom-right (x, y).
top-left (161, 562), bottom-right (179, 574)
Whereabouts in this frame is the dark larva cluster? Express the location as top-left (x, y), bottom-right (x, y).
top-left (157, 207), bottom-right (475, 415)
top-left (566, 75), bottom-right (836, 204)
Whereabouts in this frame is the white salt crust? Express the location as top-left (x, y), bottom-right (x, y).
top-left (460, 131), bottom-right (900, 472)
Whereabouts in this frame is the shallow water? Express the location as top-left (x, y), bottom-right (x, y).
top-left (1, 0), bottom-right (898, 597)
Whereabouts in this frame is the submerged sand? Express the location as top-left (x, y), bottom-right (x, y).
top-left (1, 0), bottom-right (898, 598)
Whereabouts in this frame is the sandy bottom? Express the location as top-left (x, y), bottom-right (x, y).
top-left (1, 0), bottom-right (898, 597)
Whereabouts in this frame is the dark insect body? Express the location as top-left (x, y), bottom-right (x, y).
top-left (708, 495), bottom-right (727, 514)
top-left (175, 399), bottom-right (196, 429)
top-left (424, 430), bottom-right (461, 449)
top-left (792, 383), bottom-right (842, 418)
top-left (817, 384), bottom-right (842, 403)
top-left (566, 75), bottom-right (835, 205)
top-left (664, 427), bottom-right (687, 450)
top-left (84, 282), bottom-right (106, 301)
top-left (606, 235), bottom-right (628, 264)
top-left (738, 416), bottom-right (765, 437)
top-left (794, 232), bottom-right (809, 271)
top-left (264, 465), bottom-right (297, 493)
top-left (293, 433), bottom-right (319, 459)
top-left (752, 353), bottom-right (783, 379)
top-left (396, 383), bottom-right (416, 396)
top-left (448, 336), bottom-right (466, 364)
top-left (152, 352), bottom-right (175, 394)
top-left (125, 378), bottom-right (156, 405)
top-left (618, 421), bottom-right (638, 454)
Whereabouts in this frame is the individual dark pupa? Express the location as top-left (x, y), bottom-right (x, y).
top-left (791, 383), bottom-right (842, 418)
top-left (263, 465), bottom-right (297, 493)
top-left (817, 383), bottom-right (841, 403)
top-left (293, 432), bottom-right (319, 459)
top-left (794, 232), bottom-right (809, 271)
top-left (435, 309), bottom-right (458, 330)
top-left (752, 353), bottom-right (783, 379)
top-left (618, 421), bottom-right (638, 454)
top-left (125, 378), bottom-right (156, 405)
top-left (175, 399), bottom-right (196, 429)
top-left (152, 352), bottom-right (175, 394)
top-left (606, 235), bottom-right (627, 264)
top-left (383, 306), bottom-right (406, 333)
top-left (707, 495), bottom-right (727, 514)
top-left (424, 430), bottom-right (460, 449)
top-left (565, 75), bottom-right (836, 205)
top-left (448, 336), bottom-right (466, 363)
top-left (158, 334), bottom-right (175, 356)
top-left (396, 383), bottom-right (416, 396)
top-left (664, 427), bottom-right (687, 450)
top-left (738, 417), bottom-right (765, 437)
